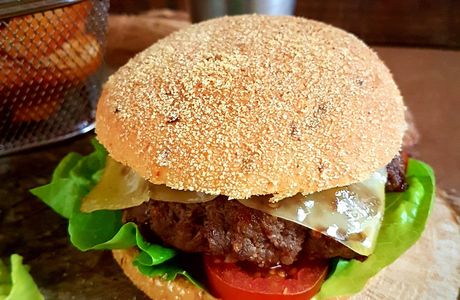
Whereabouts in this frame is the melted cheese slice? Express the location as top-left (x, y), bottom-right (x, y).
top-left (238, 170), bottom-right (387, 256)
top-left (81, 157), bottom-right (217, 212)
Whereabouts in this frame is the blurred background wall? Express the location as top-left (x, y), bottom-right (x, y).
top-left (109, 0), bottom-right (460, 48)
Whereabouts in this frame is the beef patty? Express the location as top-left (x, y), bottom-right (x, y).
top-left (124, 199), bottom-right (358, 267)
top-left (124, 154), bottom-right (406, 267)
top-left (386, 153), bottom-right (409, 192)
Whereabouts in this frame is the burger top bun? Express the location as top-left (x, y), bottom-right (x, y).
top-left (96, 15), bottom-right (406, 199)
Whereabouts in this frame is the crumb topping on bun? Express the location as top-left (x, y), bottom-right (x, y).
top-left (96, 15), bottom-right (406, 199)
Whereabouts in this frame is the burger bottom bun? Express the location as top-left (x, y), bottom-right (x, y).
top-left (113, 196), bottom-right (458, 300)
top-left (112, 248), bottom-right (214, 300)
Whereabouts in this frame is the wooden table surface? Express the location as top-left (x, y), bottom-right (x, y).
top-left (0, 45), bottom-right (458, 299)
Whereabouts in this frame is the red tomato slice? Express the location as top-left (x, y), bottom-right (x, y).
top-left (204, 255), bottom-right (328, 300)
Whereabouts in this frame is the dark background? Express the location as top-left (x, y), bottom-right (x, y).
top-left (109, 0), bottom-right (460, 48)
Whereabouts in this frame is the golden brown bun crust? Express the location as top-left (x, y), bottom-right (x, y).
top-left (96, 15), bottom-right (406, 199)
top-left (112, 249), bottom-right (215, 300)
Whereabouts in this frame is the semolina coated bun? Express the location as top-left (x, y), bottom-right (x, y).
top-left (112, 249), bottom-right (215, 300)
top-left (96, 15), bottom-right (406, 199)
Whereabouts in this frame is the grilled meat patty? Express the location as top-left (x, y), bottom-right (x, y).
top-left (386, 153), bottom-right (409, 192)
top-left (124, 198), bottom-right (358, 267)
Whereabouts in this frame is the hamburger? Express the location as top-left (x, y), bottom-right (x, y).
top-left (31, 15), bottom-right (435, 299)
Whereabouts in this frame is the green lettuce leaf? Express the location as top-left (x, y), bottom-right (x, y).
top-left (29, 139), bottom-right (183, 282)
top-left (0, 254), bottom-right (44, 300)
top-left (31, 139), bottom-right (106, 219)
top-left (313, 159), bottom-right (435, 299)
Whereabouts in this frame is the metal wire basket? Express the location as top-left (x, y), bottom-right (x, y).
top-left (0, 0), bottom-right (109, 156)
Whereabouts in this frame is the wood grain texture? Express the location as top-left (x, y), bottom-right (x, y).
top-left (352, 195), bottom-right (460, 300)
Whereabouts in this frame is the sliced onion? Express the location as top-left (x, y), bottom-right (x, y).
top-left (81, 157), bottom-right (150, 212)
top-left (81, 157), bottom-right (217, 212)
top-left (149, 185), bottom-right (217, 203)
top-left (238, 169), bottom-right (387, 256)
